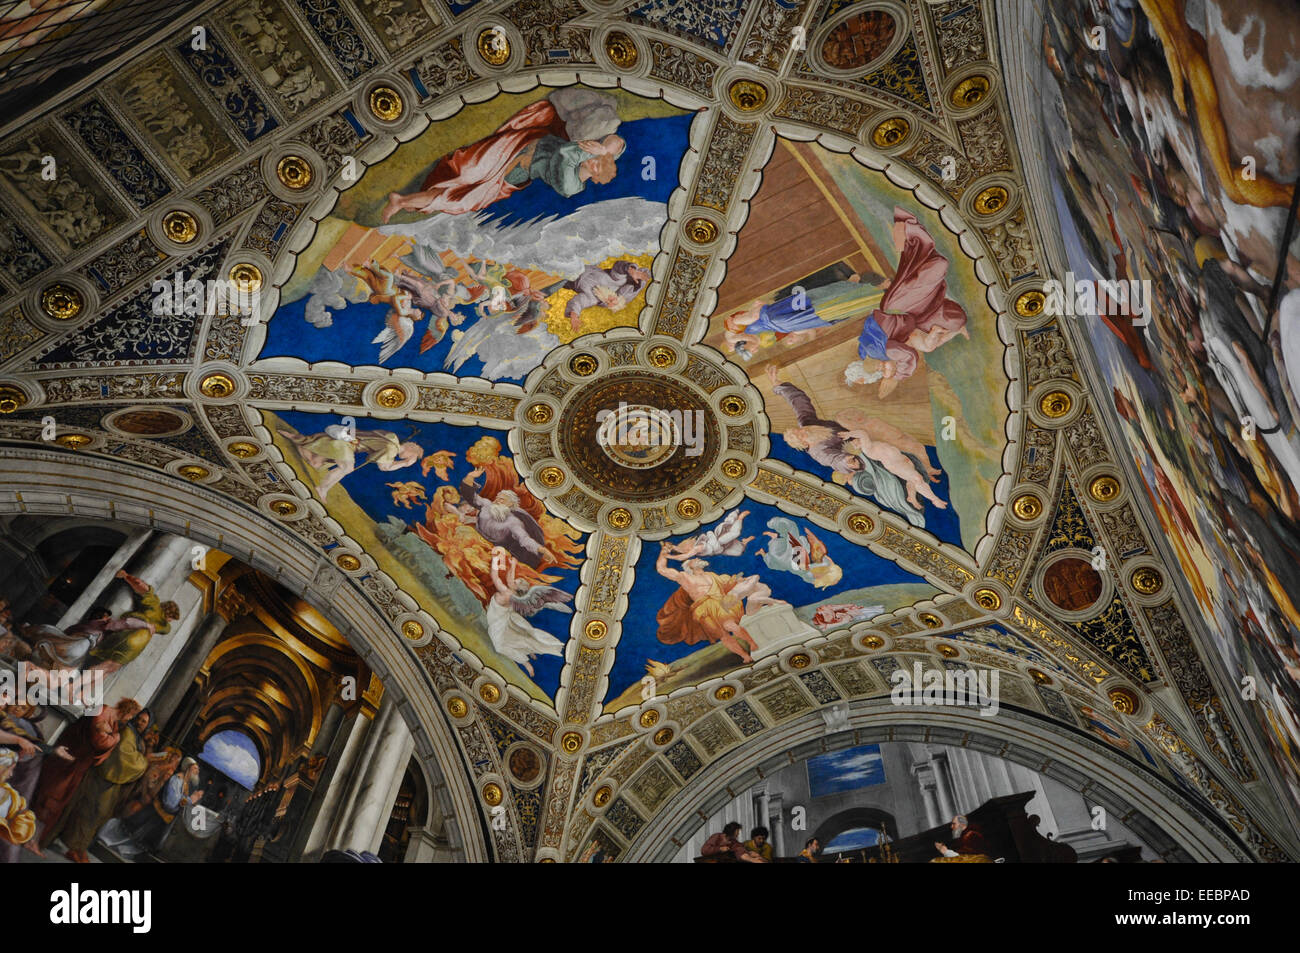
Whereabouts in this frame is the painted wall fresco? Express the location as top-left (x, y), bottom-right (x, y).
top-left (260, 87), bottom-right (693, 381)
top-left (1039, 0), bottom-right (1300, 806)
top-left (268, 410), bottom-right (586, 701)
top-left (704, 139), bottom-right (1006, 552)
top-left (604, 500), bottom-right (936, 711)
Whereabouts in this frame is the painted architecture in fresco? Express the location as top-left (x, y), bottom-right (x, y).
top-left (2, 0), bottom-right (1298, 873)
top-left (262, 87), bottom-right (690, 381)
top-left (1038, 0), bottom-right (1300, 809)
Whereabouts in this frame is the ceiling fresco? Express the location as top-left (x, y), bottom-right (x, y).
top-left (0, 0), bottom-right (1296, 864)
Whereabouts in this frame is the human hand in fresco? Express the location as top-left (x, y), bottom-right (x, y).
top-left (115, 570), bottom-right (151, 595)
top-left (53, 745), bottom-right (73, 761)
top-left (765, 364), bottom-right (781, 386)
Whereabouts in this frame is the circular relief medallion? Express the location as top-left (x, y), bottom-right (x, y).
top-left (104, 406), bottom-right (191, 438)
top-left (821, 10), bottom-right (897, 71)
top-left (556, 371), bottom-right (720, 503)
top-left (507, 745), bottom-right (543, 785)
top-left (1042, 557), bottom-right (1103, 612)
top-left (597, 404), bottom-right (682, 470)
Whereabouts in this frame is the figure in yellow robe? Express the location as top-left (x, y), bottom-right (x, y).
top-left (0, 749), bottom-right (37, 846)
top-left (87, 571), bottom-right (181, 673)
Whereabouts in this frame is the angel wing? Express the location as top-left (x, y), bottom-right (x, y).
top-left (373, 312), bottom-right (415, 364)
top-left (804, 526), bottom-right (829, 564)
top-left (510, 584), bottom-right (574, 618)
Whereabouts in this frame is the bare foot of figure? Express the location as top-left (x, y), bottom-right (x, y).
top-left (381, 193), bottom-right (402, 224)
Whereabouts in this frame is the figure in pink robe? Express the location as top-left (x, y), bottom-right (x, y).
top-left (854, 208), bottom-right (970, 396)
top-left (380, 96), bottom-right (624, 223)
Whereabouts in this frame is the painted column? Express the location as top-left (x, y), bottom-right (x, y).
top-left (329, 700), bottom-right (414, 854)
top-left (147, 612), bottom-right (230, 727)
top-left (54, 527), bottom-right (152, 628)
top-left (931, 754), bottom-right (956, 821)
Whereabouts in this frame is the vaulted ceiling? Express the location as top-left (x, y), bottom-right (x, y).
top-left (0, 0), bottom-right (1296, 861)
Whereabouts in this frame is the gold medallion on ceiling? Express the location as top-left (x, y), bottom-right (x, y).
top-left (560, 731), bottom-right (583, 754)
top-left (569, 353), bottom-right (598, 376)
top-left (719, 395), bottom-right (746, 417)
top-left (162, 210), bottom-right (198, 244)
top-left (401, 620), bottom-right (424, 640)
top-left (40, 283), bottom-right (83, 321)
top-left (584, 620), bottom-right (608, 641)
top-left (482, 782), bottom-right (504, 806)
top-left (847, 512), bottom-right (874, 535)
top-left (721, 459), bottom-right (746, 479)
top-left (199, 372), bottom-right (236, 399)
top-left (270, 499), bottom-right (298, 517)
top-left (1108, 687), bottom-right (1139, 715)
top-left (525, 402), bottom-right (553, 425)
top-left (368, 86), bottom-right (403, 122)
top-left (480, 683), bottom-right (501, 703)
top-left (919, 612), bottom-right (943, 629)
top-left (592, 785), bottom-right (613, 807)
top-left (229, 263), bottom-right (263, 294)
top-left (1012, 493), bottom-right (1043, 520)
top-left (648, 345), bottom-right (675, 368)
top-left (537, 466), bottom-right (564, 488)
top-left (684, 217), bottom-right (719, 245)
top-left (375, 385), bottom-right (407, 409)
top-left (1088, 474), bottom-right (1121, 502)
top-left (1130, 567), bottom-right (1163, 596)
top-left (607, 507), bottom-right (633, 530)
top-left (936, 644), bottom-right (959, 659)
top-left (228, 441), bottom-right (260, 458)
top-left (973, 185), bottom-right (1010, 216)
top-left (336, 553), bottom-right (361, 571)
top-left (178, 465), bottom-right (209, 481)
top-left (1038, 390), bottom-right (1072, 418)
top-left (55, 433), bottom-right (92, 449)
top-left (950, 75), bottom-right (991, 109)
top-left (870, 116), bottom-right (910, 149)
top-left (861, 634), bottom-right (885, 649)
top-left (605, 31), bottom-right (638, 69)
top-left (714, 685), bottom-right (736, 701)
top-left (639, 709), bottom-right (659, 728)
top-left (477, 27), bottom-right (511, 66)
top-left (1014, 289), bottom-right (1046, 318)
top-left (973, 588), bottom-right (1002, 611)
top-left (676, 498), bottom-right (701, 520)
top-left (1027, 667), bottom-right (1051, 685)
top-left (276, 155), bottom-right (313, 191)
top-left (447, 697), bottom-right (468, 718)
top-left (652, 727), bottom-right (674, 745)
top-left (789, 653), bottom-right (811, 669)
top-left (0, 386), bottom-right (26, 414)
top-left (727, 79), bottom-right (768, 111)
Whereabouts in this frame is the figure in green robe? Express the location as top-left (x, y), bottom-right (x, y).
top-left (87, 571), bottom-right (180, 674)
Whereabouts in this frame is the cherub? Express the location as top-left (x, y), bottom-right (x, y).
top-left (387, 481), bottom-right (427, 509)
top-left (663, 510), bottom-right (753, 559)
top-left (420, 450), bottom-right (456, 480)
top-left (349, 260), bottom-right (425, 363)
top-left (486, 549), bottom-right (572, 676)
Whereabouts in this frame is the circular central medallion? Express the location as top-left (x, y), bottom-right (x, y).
top-left (515, 338), bottom-right (765, 534)
top-left (597, 403), bottom-right (681, 470)
top-left (559, 372), bottom-right (720, 502)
